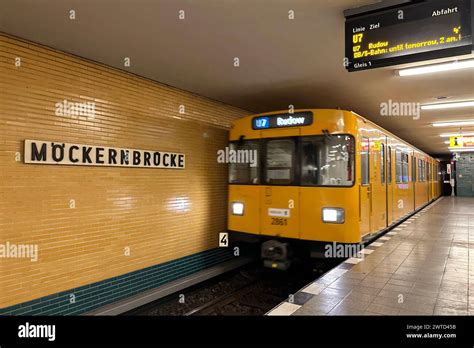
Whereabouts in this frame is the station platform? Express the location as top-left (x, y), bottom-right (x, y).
top-left (267, 197), bottom-right (474, 316)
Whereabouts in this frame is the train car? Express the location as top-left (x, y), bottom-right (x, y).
top-left (227, 109), bottom-right (442, 269)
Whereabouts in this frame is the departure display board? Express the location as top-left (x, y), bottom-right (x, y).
top-left (345, 0), bottom-right (472, 71)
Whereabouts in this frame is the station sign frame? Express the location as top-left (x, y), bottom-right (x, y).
top-left (24, 140), bottom-right (185, 169)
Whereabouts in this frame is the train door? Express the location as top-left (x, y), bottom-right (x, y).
top-left (432, 163), bottom-right (435, 199)
top-left (371, 139), bottom-right (387, 231)
top-left (412, 155), bottom-right (417, 210)
top-left (359, 137), bottom-right (371, 237)
top-left (260, 136), bottom-right (300, 239)
top-left (428, 162), bottom-right (432, 201)
top-left (386, 145), bottom-right (393, 225)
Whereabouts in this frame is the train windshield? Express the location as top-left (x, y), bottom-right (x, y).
top-left (228, 140), bottom-right (260, 184)
top-left (229, 135), bottom-right (354, 186)
top-left (265, 139), bottom-right (296, 185)
top-left (300, 135), bottom-right (354, 186)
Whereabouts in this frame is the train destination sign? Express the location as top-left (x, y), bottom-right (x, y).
top-left (24, 140), bottom-right (185, 169)
top-left (252, 112), bottom-right (313, 130)
top-left (345, 0), bottom-right (472, 71)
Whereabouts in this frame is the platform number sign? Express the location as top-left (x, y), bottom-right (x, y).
top-left (219, 232), bottom-right (229, 247)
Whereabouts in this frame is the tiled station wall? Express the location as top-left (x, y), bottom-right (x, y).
top-left (0, 34), bottom-right (249, 312)
top-left (457, 152), bottom-right (474, 197)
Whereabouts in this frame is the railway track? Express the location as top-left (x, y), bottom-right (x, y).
top-left (125, 257), bottom-right (341, 316)
top-left (183, 279), bottom-right (267, 316)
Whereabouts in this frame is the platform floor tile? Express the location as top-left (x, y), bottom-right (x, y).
top-left (266, 197), bottom-right (474, 316)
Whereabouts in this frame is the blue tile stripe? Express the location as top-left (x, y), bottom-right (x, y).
top-left (0, 247), bottom-right (235, 315)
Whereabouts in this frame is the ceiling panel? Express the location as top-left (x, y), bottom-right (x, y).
top-left (1, 0), bottom-right (473, 156)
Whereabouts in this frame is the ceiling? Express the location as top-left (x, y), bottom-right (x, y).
top-left (1, 0), bottom-right (473, 156)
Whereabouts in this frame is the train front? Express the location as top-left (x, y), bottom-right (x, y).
top-left (227, 109), bottom-right (361, 269)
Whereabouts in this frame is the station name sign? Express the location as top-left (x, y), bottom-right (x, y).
top-left (345, 0), bottom-right (472, 71)
top-left (252, 112), bottom-right (313, 130)
top-left (24, 140), bottom-right (185, 169)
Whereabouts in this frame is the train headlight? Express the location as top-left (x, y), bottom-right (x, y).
top-left (322, 208), bottom-right (345, 224)
top-left (231, 202), bottom-right (244, 215)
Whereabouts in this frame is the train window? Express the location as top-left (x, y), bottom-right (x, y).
top-left (395, 151), bottom-right (402, 183)
top-left (228, 140), bottom-right (260, 184)
top-left (418, 159), bottom-right (422, 182)
top-left (418, 159), bottom-right (425, 182)
top-left (300, 135), bottom-right (355, 186)
top-left (387, 146), bottom-right (392, 183)
top-left (265, 139), bottom-right (295, 185)
top-left (402, 153), bottom-right (409, 183)
top-left (361, 137), bottom-right (369, 185)
top-left (412, 156), bottom-right (417, 182)
top-left (380, 143), bottom-right (385, 184)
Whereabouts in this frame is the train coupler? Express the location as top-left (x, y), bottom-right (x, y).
top-left (261, 240), bottom-right (292, 270)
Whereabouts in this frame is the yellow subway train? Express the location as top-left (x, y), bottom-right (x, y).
top-left (227, 109), bottom-right (442, 268)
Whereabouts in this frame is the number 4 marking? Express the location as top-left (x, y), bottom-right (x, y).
top-left (219, 232), bottom-right (228, 247)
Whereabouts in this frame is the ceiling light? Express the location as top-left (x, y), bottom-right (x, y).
top-left (422, 101), bottom-right (474, 110)
top-left (432, 120), bottom-right (474, 127)
top-left (397, 59), bottom-right (474, 76)
top-left (440, 132), bottom-right (474, 137)
top-left (444, 141), bottom-right (450, 144)
top-left (449, 148), bottom-right (474, 152)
